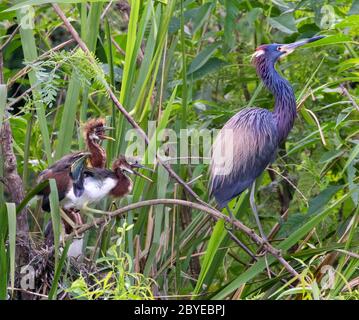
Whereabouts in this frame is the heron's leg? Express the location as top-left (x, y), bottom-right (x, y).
top-left (224, 205), bottom-right (235, 233)
top-left (225, 205), bottom-right (235, 221)
top-left (224, 205), bottom-right (256, 259)
top-left (69, 209), bottom-right (83, 226)
top-left (226, 228), bottom-right (256, 260)
top-left (250, 182), bottom-right (267, 242)
top-left (60, 209), bottom-right (77, 229)
top-left (110, 201), bottom-right (118, 211)
top-left (60, 209), bottom-right (80, 237)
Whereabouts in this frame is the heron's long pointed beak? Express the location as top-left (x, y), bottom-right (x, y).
top-left (133, 170), bottom-right (153, 183)
top-left (131, 163), bottom-right (155, 172)
top-left (279, 35), bottom-right (325, 57)
top-left (130, 163), bottom-right (154, 182)
top-left (102, 135), bottom-right (116, 141)
top-left (102, 126), bottom-right (116, 141)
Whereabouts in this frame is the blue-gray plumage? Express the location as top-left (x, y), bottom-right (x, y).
top-left (210, 36), bottom-right (324, 217)
top-left (210, 108), bottom-right (278, 209)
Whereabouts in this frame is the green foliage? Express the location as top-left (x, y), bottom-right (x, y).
top-left (67, 223), bottom-right (155, 300)
top-left (0, 0), bottom-right (358, 300)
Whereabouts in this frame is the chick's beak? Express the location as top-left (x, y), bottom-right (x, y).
top-left (102, 135), bottom-right (116, 141)
top-left (279, 35), bottom-right (325, 57)
top-left (101, 126), bottom-right (116, 141)
top-left (133, 170), bottom-right (153, 183)
top-left (130, 163), bottom-right (154, 183)
top-left (131, 163), bottom-right (155, 172)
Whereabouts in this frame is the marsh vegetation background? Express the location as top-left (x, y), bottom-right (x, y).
top-left (0, 0), bottom-right (358, 300)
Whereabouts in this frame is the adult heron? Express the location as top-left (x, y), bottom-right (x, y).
top-left (209, 36), bottom-right (324, 240)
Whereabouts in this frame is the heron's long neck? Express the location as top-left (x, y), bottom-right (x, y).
top-left (110, 173), bottom-right (132, 198)
top-left (256, 62), bottom-right (297, 143)
top-left (86, 137), bottom-right (106, 168)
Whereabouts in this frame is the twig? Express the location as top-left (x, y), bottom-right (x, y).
top-left (267, 167), bottom-right (308, 205)
top-left (100, 0), bottom-right (113, 20)
top-left (340, 83), bottom-right (359, 112)
top-left (67, 199), bottom-right (299, 278)
top-left (252, 208), bottom-right (289, 260)
top-left (0, 24), bottom-right (21, 51)
top-left (335, 249), bottom-right (359, 260)
top-left (7, 39), bottom-right (75, 88)
top-left (7, 287), bottom-right (47, 299)
top-left (111, 36), bottom-right (143, 66)
top-left (7, 84), bottom-right (38, 110)
top-left (111, 36), bottom-right (126, 55)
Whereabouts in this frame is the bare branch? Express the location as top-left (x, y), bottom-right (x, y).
top-left (67, 199), bottom-right (299, 278)
top-left (340, 83), bottom-right (359, 112)
top-left (0, 24), bottom-right (21, 51)
top-left (7, 39), bottom-right (75, 88)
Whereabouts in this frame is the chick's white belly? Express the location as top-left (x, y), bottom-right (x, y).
top-left (62, 177), bottom-right (116, 210)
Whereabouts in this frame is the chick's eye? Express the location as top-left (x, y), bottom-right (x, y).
top-left (277, 46), bottom-right (283, 51)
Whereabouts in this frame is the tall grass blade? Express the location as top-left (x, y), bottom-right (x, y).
top-left (16, 180), bottom-right (48, 215)
top-left (193, 219), bottom-right (226, 295)
top-left (143, 165), bottom-right (170, 276)
top-left (48, 240), bottom-right (70, 300)
top-left (119, 0), bottom-right (140, 106)
top-left (0, 85), bottom-right (6, 210)
top-left (54, 77), bottom-right (81, 159)
top-left (55, 2), bottom-right (103, 159)
top-left (16, 7), bottom-right (53, 164)
top-left (22, 110), bottom-right (34, 188)
top-left (49, 179), bottom-right (61, 268)
top-left (5, 203), bottom-right (16, 296)
top-left (0, 235), bottom-right (7, 300)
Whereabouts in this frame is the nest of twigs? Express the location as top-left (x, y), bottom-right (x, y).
top-left (13, 237), bottom-right (95, 300)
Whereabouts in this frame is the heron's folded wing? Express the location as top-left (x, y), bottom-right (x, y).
top-left (37, 152), bottom-right (90, 208)
top-left (209, 108), bottom-right (278, 209)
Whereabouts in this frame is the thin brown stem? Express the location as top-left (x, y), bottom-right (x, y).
top-left (0, 24), bottom-right (21, 51)
top-left (67, 199), bottom-right (299, 278)
top-left (340, 83), bottom-right (359, 112)
top-left (7, 39), bottom-right (75, 88)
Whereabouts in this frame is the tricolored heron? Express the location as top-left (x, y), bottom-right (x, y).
top-left (61, 154), bottom-right (152, 211)
top-left (209, 36), bottom-right (324, 240)
top-left (38, 118), bottom-right (113, 225)
top-left (41, 154), bottom-right (151, 257)
top-left (81, 118), bottom-right (114, 168)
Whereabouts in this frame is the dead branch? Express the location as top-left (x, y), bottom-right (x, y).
top-left (66, 199), bottom-right (299, 278)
